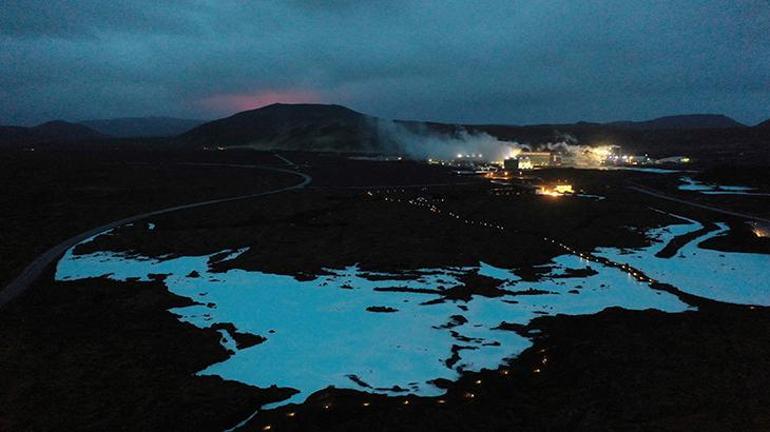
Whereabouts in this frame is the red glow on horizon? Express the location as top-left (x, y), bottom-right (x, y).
top-left (197, 89), bottom-right (323, 114)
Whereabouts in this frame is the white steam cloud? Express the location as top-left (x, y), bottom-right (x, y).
top-left (374, 119), bottom-right (609, 166)
top-left (374, 119), bottom-right (529, 161)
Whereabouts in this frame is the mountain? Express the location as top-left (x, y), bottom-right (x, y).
top-left (81, 117), bottom-right (205, 137)
top-left (0, 121), bottom-right (104, 146)
top-left (607, 114), bottom-right (745, 130)
top-left (178, 104), bottom-right (767, 162)
top-left (179, 103), bottom-right (387, 152)
top-left (756, 119), bottom-right (770, 129)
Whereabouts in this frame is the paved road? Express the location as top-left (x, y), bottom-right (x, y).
top-left (314, 180), bottom-right (484, 190)
top-left (0, 163), bottom-right (311, 309)
top-left (628, 184), bottom-right (770, 224)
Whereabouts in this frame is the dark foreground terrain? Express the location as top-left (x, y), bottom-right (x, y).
top-left (1, 147), bottom-right (770, 431)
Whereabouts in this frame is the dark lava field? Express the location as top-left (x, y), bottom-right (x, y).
top-left (1, 146), bottom-right (770, 432)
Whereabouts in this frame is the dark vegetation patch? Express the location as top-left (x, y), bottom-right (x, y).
top-left (237, 306), bottom-right (770, 432)
top-left (0, 148), bottom-right (297, 287)
top-left (552, 265), bottom-right (599, 278)
top-left (210, 322), bottom-right (267, 350)
top-left (3, 149), bottom-right (770, 431)
top-left (444, 344), bottom-right (477, 369)
top-left (698, 165), bottom-right (770, 188)
top-left (69, 167), bottom-right (697, 280)
top-left (358, 272), bottom-right (423, 281)
top-left (433, 314), bottom-right (468, 329)
top-left (698, 220), bottom-right (770, 255)
top-left (346, 374), bottom-right (373, 389)
top-left (421, 273), bottom-right (513, 305)
top-left (365, 306), bottom-right (398, 313)
top-left (0, 274), bottom-right (294, 431)
top-left (655, 221), bottom-right (719, 258)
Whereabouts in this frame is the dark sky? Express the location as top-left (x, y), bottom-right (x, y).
top-left (2, 0), bottom-right (769, 126)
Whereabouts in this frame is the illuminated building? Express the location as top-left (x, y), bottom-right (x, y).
top-left (518, 151), bottom-right (554, 168)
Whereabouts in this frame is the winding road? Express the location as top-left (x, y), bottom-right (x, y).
top-left (0, 161), bottom-right (311, 309)
top-left (628, 184), bottom-right (770, 224)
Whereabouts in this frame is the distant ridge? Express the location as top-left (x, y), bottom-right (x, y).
top-left (607, 114), bottom-right (745, 130)
top-left (0, 121), bottom-right (104, 146)
top-left (5, 105), bottom-right (764, 160)
top-left (177, 104), bottom-right (769, 158)
top-left (82, 116), bottom-right (205, 137)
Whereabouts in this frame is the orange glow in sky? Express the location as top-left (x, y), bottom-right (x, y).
top-left (198, 89), bottom-right (323, 114)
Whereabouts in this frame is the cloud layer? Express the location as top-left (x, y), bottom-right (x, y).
top-left (2, 0), bottom-right (769, 125)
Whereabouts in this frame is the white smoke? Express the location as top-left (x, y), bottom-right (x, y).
top-left (374, 119), bottom-right (530, 161)
top-left (372, 119), bottom-right (613, 167)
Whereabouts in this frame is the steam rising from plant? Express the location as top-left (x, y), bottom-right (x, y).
top-left (373, 119), bottom-right (524, 161)
top-left (374, 119), bottom-right (614, 167)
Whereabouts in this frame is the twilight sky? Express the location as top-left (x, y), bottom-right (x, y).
top-left (1, 0), bottom-right (769, 126)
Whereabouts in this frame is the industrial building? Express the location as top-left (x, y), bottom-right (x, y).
top-left (503, 151), bottom-right (556, 170)
top-left (519, 151), bottom-right (554, 167)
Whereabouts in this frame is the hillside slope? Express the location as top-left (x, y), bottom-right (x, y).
top-left (82, 117), bottom-right (204, 137)
top-left (0, 121), bottom-right (104, 147)
top-left (608, 114), bottom-right (745, 130)
top-left (178, 103), bottom-right (388, 152)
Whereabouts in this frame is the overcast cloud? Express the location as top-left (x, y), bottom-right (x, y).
top-left (1, 0), bottom-right (769, 125)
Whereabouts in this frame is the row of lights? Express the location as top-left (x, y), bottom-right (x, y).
top-left (376, 192), bottom-right (507, 232)
top-left (254, 186), bottom-right (607, 432)
top-left (257, 364), bottom-right (546, 430)
top-left (261, 188), bottom-right (654, 432)
top-left (371, 189), bottom-right (663, 288)
top-left (257, 393), bottom-right (470, 431)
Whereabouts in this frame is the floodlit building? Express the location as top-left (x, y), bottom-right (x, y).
top-left (501, 152), bottom-right (554, 171)
top-left (518, 151), bottom-right (554, 168)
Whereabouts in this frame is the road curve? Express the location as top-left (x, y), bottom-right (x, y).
top-left (0, 163), bottom-right (311, 309)
top-left (628, 184), bottom-right (770, 224)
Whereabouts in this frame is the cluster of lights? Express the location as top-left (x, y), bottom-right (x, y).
top-left (339, 185), bottom-right (716, 432)
top-left (490, 190), bottom-right (523, 197)
top-left (483, 171), bottom-right (517, 181)
top-left (538, 184), bottom-right (574, 196)
top-left (749, 222), bottom-right (770, 238)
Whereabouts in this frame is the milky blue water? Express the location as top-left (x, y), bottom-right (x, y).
top-left (56, 235), bottom-right (691, 406)
top-left (678, 177), bottom-right (770, 195)
top-left (595, 221), bottom-right (770, 305)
